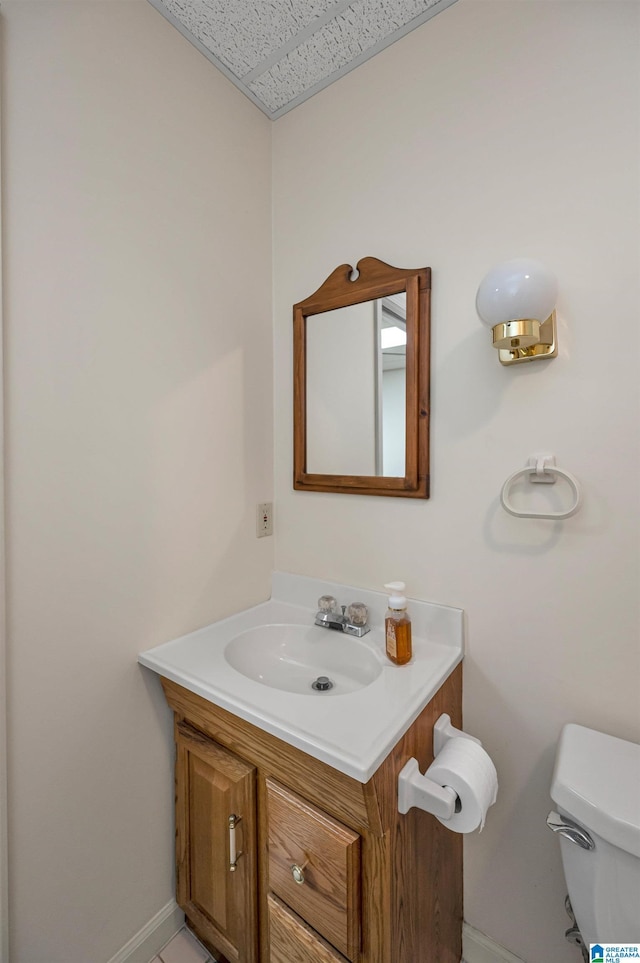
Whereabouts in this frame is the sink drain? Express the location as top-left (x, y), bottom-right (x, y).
top-left (311, 676), bottom-right (334, 691)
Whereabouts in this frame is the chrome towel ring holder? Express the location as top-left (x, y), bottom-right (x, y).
top-left (501, 454), bottom-right (581, 519)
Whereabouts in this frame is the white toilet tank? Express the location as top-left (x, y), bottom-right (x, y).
top-left (549, 723), bottom-right (640, 947)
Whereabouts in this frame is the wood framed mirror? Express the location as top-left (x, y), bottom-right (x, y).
top-left (293, 257), bottom-right (430, 497)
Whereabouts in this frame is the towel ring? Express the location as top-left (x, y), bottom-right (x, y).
top-left (501, 455), bottom-right (581, 519)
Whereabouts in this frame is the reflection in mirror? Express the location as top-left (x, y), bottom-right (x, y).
top-left (378, 294), bottom-right (406, 476)
top-left (306, 294), bottom-right (407, 477)
top-left (293, 257), bottom-right (430, 498)
top-left (306, 301), bottom-right (377, 476)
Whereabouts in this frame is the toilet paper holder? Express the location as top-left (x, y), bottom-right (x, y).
top-left (397, 714), bottom-right (482, 818)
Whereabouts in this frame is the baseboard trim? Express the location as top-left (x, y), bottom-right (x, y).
top-left (107, 905), bottom-right (521, 963)
top-left (463, 923), bottom-right (526, 963)
top-left (107, 900), bottom-right (184, 963)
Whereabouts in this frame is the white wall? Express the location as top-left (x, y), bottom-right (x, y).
top-left (2, 3), bottom-right (272, 961)
top-left (272, 2), bottom-right (640, 961)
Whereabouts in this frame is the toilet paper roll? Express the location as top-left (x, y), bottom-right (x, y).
top-left (426, 736), bottom-right (498, 833)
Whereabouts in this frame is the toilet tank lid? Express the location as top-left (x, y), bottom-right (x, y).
top-left (550, 723), bottom-right (640, 859)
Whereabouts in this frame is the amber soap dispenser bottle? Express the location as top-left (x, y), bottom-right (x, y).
top-left (384, 581), bottom-right (412, 665)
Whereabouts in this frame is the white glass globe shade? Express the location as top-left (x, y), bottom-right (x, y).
top-left (476, 258), bottom-right (558, 328)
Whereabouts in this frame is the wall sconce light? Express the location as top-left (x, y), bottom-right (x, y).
top-left (476, 258), bottom-right (558, 365)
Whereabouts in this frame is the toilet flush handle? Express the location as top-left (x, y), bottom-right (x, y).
top-left (547, 811), bottom-right (595, 851)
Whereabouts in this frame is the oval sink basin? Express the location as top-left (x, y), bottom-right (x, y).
top-left (224, 623), bottom-right (382, 695)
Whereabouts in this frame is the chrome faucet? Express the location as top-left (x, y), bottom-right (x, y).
top-left (314, 596), bottom-right (370, 637)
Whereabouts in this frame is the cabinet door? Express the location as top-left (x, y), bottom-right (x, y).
top-left (176, 721), bottom-right (258, 963)
top-left (268, 895), bottom-right (349, 963)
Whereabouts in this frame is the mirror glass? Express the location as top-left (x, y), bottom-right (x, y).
top-left (306, 295), bottom-right (406, 476)
top-left (293, 257), bottom-right (430, 498)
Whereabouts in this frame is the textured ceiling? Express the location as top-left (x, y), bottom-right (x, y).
top-left (147, 0), bottom-right (459, 118)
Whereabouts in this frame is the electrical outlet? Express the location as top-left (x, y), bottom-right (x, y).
top-left (256, 502), bottom-right (273, 538)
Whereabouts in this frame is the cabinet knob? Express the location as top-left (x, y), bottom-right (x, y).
top-left (291, 863), bottom-right (305, 885)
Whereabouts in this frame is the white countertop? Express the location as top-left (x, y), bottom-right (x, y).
top-left (138, 572), bottom-right (464, 783)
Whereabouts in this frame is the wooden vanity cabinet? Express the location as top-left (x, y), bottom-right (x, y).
top-left (161, 662), bottom-right (462, 963)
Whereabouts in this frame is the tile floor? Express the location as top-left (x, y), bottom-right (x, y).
top-left (151, 927), bottom-right (217, 963)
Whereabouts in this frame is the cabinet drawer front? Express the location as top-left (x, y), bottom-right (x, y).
top-left (265, 779), bottom-right (360, 960)
top-left (268, 895), bottom-right (349, 963)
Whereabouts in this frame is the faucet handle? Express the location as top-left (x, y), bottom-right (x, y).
top-left (317, 595), bottom-right (339, 614)
top-left (343, 602), bottom-right (370, 636)
top-left (347, 602), bottom-right (368, 626)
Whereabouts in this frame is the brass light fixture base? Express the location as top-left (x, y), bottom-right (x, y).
top-left (493, 312), bottom-right (558, 365)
